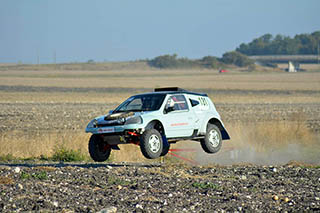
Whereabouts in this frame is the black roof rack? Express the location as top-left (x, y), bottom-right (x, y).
top-left (154, 87), bottom-right (187, 92)
top-left (153, 87), bottom-right (208, 97)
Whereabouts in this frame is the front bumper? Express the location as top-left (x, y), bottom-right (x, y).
top-left (86, 124), bottom-right (144, 145)
top-left (85, 123), bottom-right (144, 134)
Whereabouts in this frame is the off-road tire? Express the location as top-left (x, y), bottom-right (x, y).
top-left (200, 124), bottom-right (222, 154)
top-left (140, 129), bottom-right (163, 159)
top-left (88, 134), bottom-right (111, 162)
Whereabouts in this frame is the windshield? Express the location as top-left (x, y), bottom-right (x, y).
top-left (114, 94), bottom-right (166, 112)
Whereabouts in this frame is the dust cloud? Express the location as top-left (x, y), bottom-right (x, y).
top-left (193, 143), bottom-right (320, 166)
top-left (170, 126), bottom-right (320, 166)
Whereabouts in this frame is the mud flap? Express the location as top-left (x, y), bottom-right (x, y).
top-left (110, 145), bottom-right (120, 150)
top-left (221, 130), bottom-right (230, 140)
top-left (162, 134), bottom-right (169, 148)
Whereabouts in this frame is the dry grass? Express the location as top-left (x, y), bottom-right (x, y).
top-left (0, 130), bottom-right (157, 162)
top-left (0, 131), bottom-right (90, 159)
top-left (111, 144), bottom-right (151, 163)
top-left (0, 118), bottom-right (318, 164)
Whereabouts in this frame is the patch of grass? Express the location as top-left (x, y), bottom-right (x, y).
top-left (32, 171), bottom-right (48, 180)
top-left (52, 145), bottom-right (86, 162)
top-left (293, 164), bottom-right (320, 169)
top-left (192, 182), bottom-right (221, 190)
top-left (20, 171), bottom-right (31, 180)
top-left (39, 155), bottom-right (50, 161)
top-left (20, 171), bottom-right (48, 180)
top-left (0, 154), bottom-right (15, 161)
top-left (107, 176), bottom-right (133, 186)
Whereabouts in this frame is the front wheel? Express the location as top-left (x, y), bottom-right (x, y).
top-left (200, 124), bottom-right (222, 154)
top-left (140, 129), bottom-right (163, 159)
top-left (88, 134), bottom-right (111, 162)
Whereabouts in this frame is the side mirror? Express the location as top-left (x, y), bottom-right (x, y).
top-left (108, 110), bottom-right (114, 114)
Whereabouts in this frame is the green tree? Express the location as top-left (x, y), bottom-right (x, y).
top-left (148, 54), bottom-right (199, 69)
top-left (148, 54), bottom-right (179, 68)
top-left (200, 56), bottom-right (221, 69)
top-left (236, 31), bottom-right (320, 55)
top-left (221, 51), bottom-right (253, 67)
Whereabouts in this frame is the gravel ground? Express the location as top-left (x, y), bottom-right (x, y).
top-left (0, 162), bottom-right (320, 212)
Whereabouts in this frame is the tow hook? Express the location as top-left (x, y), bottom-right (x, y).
top-left (127, 131), bottom-right (138, 136)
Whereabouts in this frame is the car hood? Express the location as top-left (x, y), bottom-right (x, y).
top-left (95, 111), bottom-right (156, 125)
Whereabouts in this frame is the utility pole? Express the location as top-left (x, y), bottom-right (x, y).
top-left (53, 50), bottom-right (56, 65)
top-left (37, 49), bottom-right (39, 65)
top-left (318, 41), bottom-right (320, 64)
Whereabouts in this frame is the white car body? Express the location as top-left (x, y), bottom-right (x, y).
top-left (85, 88), bottom-right (229, 160)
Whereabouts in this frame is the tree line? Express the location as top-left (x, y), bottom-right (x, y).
top-left (147, 31), bottom-right (320, 69)
top-left (236, 31), bottom-right (320, 55)
top-left (148, 52), bottom-right (253, 69)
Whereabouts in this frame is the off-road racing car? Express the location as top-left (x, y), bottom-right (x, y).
top-left (85, 87), bottom-right (230, 161)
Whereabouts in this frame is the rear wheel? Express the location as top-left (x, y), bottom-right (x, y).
top-left (88, 134), bottom-right (111, 162)
top-left (200, 124), bottom-right (222, 154)
top-left (140, 129), bottom-right (163, 159)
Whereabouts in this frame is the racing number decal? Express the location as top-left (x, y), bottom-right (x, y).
top-left (198, 97), bottom-right (209, 110)
top-left (199, 97), bottom-right (208, 106)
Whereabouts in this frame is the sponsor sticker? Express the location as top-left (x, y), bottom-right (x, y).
top-left (170, 122), bottom-right (188, 127)
top-left (98, 127), bottom-right (115, 133)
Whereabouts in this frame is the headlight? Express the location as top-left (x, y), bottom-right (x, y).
top-left (87, 119), bottom-right (97, 128)
top-left (125, 116), bottom-right (143, 125)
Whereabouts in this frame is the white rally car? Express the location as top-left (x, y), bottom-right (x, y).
top-left (85, 87), bottom-right (230, 161)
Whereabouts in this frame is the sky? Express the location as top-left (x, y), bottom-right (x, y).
top-left (1, 0), bottom-right (320, 64)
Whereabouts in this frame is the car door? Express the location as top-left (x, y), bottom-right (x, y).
top-left (162, 94), bottom-right (194, 138)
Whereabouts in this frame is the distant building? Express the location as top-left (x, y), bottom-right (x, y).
top-left (288, 61), bottom-right (297, 72)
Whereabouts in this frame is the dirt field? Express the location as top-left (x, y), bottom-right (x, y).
top-left (1, 163), bottom-right (320, 212)
top-left (0, 67), bottom-right (319, 165)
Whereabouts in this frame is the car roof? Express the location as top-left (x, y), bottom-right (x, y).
top-left (132, 87), bottom-right (208, 97)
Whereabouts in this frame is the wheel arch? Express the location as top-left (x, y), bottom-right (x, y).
top-left (145, 119), bottom-right (165, 135)
top-left (207, 118), bottom-right (230, 140)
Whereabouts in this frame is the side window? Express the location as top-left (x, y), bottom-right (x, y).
top-left (166, 95), bottom-right (189, 111)
top-left (189, 99), bottom-right (200, 107)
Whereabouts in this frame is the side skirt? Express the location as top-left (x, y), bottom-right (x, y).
top-left (167, 129), bottom-right (204, 142)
